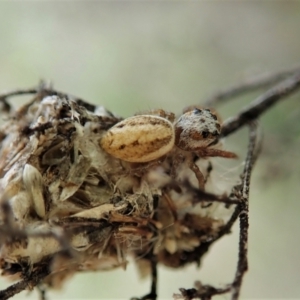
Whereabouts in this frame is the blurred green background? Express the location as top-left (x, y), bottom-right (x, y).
top-left (0, 2), bottom-right (300, 300)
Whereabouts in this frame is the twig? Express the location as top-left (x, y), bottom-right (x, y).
top-left (37, 285), bottom-right (47, 300)
top-left (203, 66), bottom-right (300, 107)
top-left (0, 264), bottom-right (50, 300)
top-left (0, 85), bottom-right (97, 113)
top-left (221, 71), bottom-right (300, 138)
top-left (182, 180), bottom-right (241, 205)
top-left (174, 122), bottom-right (260, 300)
top-left (231, 121), bottom-right (259, 300)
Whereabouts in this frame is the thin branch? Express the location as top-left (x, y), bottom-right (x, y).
top-left (175, 283), bottom-right (231, 300)
top-left (182, 180), bottom-right (241, 205)
top-left (0, 264), bottom-right (50, 300)
top-left (37, 285), bottom-right (47, 300)
top-left (174, 122), bottom-right (260, 300)
top-left (231, 121), bottom-right (259, 300)
top-left (221, 71), bottom-right (300, 138)
top-left (0, 85), bottom-right (97, 113)
top-left (0, 88), bottom-right (40, 99)
top-left (203, 66), bottom-right (300, 107)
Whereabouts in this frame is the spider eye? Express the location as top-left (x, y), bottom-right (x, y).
top-left (211, 114), bottom-right (218, 121)
top-left (193, 108), bottom-right (202, 114)
top-left (202, 131), bottom-right (209, 138)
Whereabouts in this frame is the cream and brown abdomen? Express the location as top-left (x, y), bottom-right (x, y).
top-left (100, 115), bottom-right (175, 162)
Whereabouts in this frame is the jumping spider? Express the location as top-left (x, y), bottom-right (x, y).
top-left (100, 108), bottom-right (236, 188)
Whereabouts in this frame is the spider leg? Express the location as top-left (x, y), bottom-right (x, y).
top-left (189, 159), bottom-right (205, 190)
top-left (187, 148), bottom-right (236, 190)
top-left (195, 148), bottom-right (237, 159)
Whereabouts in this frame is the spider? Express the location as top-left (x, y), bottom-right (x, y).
top-left (100, 108), bottom-right (236, 163)
top-left (100, 108), bottom-right (237, 191)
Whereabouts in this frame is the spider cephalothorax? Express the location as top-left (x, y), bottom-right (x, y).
top-left (174, 108), bottom-right (220, 151)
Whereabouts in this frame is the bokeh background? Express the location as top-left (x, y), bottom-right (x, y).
top-left (0, 2), bottom-right (300, 300)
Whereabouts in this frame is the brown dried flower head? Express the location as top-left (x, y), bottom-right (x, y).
top-left (0, 91), bottom-right (238, 296)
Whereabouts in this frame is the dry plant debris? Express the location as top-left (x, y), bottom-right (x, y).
top-left (0, 67), bottom-right (299, 300)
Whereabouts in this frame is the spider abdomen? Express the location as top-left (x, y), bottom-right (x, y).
top-left (100, 115), bottom-right (175, 162)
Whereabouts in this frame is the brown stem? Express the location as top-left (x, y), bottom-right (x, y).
top-left (231, 122), bottom-right (259, 300)
top-left (204, 66), bottom-right (300, 107)
top-left (0, 264), bottom-right (50, 300)
top-left (221, 71), bottom-right (300, 138)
